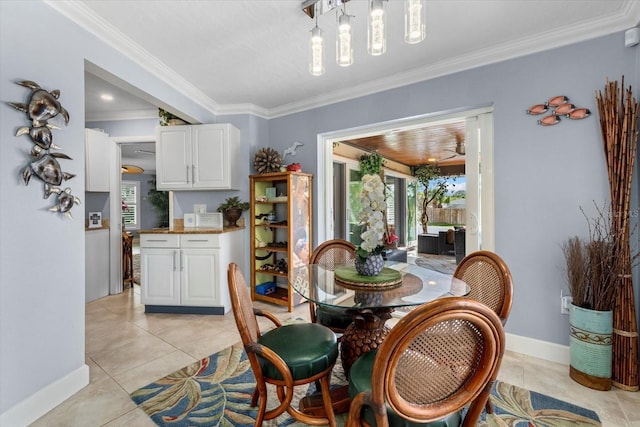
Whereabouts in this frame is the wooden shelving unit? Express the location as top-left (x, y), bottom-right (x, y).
top-left (249, 171), bottom-right (312, 311)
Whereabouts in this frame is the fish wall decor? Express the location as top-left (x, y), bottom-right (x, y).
top-left (526, 94), bottom-right (591, 126)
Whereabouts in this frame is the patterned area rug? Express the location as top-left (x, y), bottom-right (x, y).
top-left (131, 343), bottom-right (601, 426)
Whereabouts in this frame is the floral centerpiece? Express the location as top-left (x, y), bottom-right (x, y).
top-left (355, 174), bottom-right (387, 276)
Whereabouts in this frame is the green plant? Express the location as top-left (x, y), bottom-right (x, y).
top-left (158, 108), bottom-right (187, 126)
top-left (412, 164), bottom-right (452, 233)
top-left (147, 178), bottom-right (170, 227)
top-left (216, 196), bottom-right (250, 212)
top-left (359, 151), bottom-right (384, 175)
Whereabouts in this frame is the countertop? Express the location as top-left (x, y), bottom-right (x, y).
top-left (139, 226), bottom-right (245, 235)
top-left (86, 225), bottom-right (109, 232)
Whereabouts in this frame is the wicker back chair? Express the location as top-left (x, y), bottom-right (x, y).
top-left (227, 263), bottom-right (338, 426)
top-left (453, 250), bottom-right (513, 325)
top-left (308, 239), bottom-right (356, 334)
top-left (346, 297), bottom-right (505, 427)
top-left (453, 250), bottom-right (513, 414)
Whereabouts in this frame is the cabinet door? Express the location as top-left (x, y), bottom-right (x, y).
top-left (192, 124), bottom-right (240, 190)
top-left (156, 126), bottom-right (192, 190)
top-left (141, 248), bottom-right (180, 305)
top-left (85, 129), bottom-right (110, 192)
top-left (192, 125), bottom-right (227, 189)
top-left (181, 248), bottom-right (219, 306)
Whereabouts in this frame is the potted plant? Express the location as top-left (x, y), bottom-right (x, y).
top-left (412, 164), bottom-right (451, 234)
top-left (217, 196), bottom-right (250, 227)
top-left (562, 205), bottom-right (618, 391)
top-left (354, 173), bottom-right (387, 276)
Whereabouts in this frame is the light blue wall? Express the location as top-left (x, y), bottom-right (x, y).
top-left (0, 0), bottom-right (214, 416)
top-left (1, 0), bottom-right (638, 420)
top-left (267, 33), bottom-right (640, 347)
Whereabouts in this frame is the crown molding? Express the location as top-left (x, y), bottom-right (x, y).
top-left (44, 0), bottom-right (220, 115)
top-left (214, 103), bottom-right (271, 120)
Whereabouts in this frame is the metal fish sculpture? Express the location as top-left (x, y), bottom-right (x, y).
top-left (15, 123), bottom-right (60, 150)
top-left (7, 80), bottom-right (69, 127)
top-left (566, 108), bottom-right (591, 120)
top-left (547, 95), bottom-right (569, 107)
top-left (23, 148), bottom-right (75, 198)
top-left (526, 104), bottom-right (548, 115)
top-left (553, 103), bottom-right (575, 115)
top-left (49, 187), bottom-right (81, 219)
top-left (537, 114), bottom-right (561, 126)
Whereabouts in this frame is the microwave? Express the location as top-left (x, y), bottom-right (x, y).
top-left (195, 212), bottom-right (223, 230)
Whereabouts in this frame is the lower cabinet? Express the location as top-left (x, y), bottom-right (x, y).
top-left (141, 232), bottom-right (242, 314)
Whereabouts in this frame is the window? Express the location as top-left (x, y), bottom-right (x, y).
top-left (121, 181), bottom-right (140, 230)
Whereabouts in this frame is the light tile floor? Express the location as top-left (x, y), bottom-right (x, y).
top-left (32, 285), bottom-right (639, 426)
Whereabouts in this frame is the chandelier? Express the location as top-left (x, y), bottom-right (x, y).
top-left (302, 0), bottom-right (426, 76)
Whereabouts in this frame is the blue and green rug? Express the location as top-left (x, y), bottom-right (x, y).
top-left (130, 342), bottom-right (601, 426)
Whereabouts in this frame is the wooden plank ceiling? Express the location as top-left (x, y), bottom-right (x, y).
top-left (336, 119), bottom-right (466, 168)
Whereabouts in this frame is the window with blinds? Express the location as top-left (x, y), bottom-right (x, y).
top-left (121, 181), bottom-right (140, 230)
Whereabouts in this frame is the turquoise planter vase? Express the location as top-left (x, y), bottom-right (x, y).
top-left (569, 303), bottom-right (613, 390)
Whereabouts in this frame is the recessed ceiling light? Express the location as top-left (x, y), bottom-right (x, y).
top-left (100, 93), bottom-right (114, 101)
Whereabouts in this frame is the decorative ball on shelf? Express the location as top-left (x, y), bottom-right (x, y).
top-left (254, 148), bottom-right (282, 174)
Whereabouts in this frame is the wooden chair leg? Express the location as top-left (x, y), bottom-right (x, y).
top-left (251, 386), bottom-right (259, 407)
top-left (485, 400), bottom-right (494, 414)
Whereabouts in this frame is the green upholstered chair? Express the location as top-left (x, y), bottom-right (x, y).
top-left (346, 297), bottom-right (505, 427)
top-left (308, 239), bottom-right (357, 336)
top-left (227, 263), bottom-right (338, 426)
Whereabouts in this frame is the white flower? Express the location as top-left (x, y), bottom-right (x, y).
top-left (357, 174), bottom-right (387, 258)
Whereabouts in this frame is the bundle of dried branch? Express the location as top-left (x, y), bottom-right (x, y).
top-left (562, 205), bottom-right (618, 312)
top-left (595, 76), bottom-right (639, 391)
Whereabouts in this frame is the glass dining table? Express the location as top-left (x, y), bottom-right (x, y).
top-left (291, 261), bottom-right (469, 375)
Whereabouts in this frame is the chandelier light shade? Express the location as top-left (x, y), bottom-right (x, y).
top-left (303, 0), bottom-right (426, 75)
top-left (368, 0), bottom-right (387, 56)
top-left (309, 24), bottom-right (325, 76)
top-left (336, 11), bottom-right (354, 67)
top-left (404, 0), bottom-right (426, 44)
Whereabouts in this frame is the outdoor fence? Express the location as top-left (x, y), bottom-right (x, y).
top-left (427, 207), bottom-right (465, 226)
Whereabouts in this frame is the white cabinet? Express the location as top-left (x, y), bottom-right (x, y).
top-left (155, 124), bottom-right (241, 190)
top-left (181, 248), bottom-right (220, 306)
top-left (85, 129), bottom-right (110, 192)
top-left (85, 229), bottom-right (110, 302)
top-left (140, 231), bottom-right (244, 314)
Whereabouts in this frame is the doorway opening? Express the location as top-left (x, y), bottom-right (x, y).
top-left (316, 106), bottom-right (495, 259)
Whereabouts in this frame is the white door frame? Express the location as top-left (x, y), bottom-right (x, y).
top-left (109, 135), bottom-right (155, 295)
top-left (316, 106), bottom-right (495, 251)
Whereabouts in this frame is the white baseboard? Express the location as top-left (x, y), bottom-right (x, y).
top-left (0, 364), bottom-right (89, 427)
top-left (506, 332), bottom-right (570, 365)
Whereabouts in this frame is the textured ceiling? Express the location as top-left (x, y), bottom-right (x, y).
top-left (64, 0), bottom-right (640, 118)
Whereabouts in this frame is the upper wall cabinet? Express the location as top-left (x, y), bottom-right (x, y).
top-left (85, 128), bottom-right (110, 192)
top-left (155, 124), bottom-right (241, 191)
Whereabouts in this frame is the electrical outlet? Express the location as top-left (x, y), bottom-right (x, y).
top-left (561, 295), bottom-right (572, 315)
